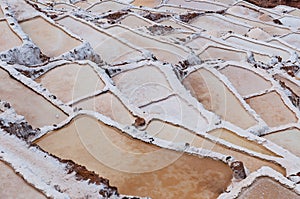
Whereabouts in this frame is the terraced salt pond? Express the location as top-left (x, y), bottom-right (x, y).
top-left (0, 20), bottom-right (22, 52)
top-left (263, 128), bottom-right (300, 157)
top-left (165, 0), bottom-right (226, 11)
top-left (56, 16), bottom-right (143, 63)
top-left (36, 115), bottom-right (233, 199)
top-left (87, 1), bottom-right (129, 14)
top-left (145, 120), bottom-right (285, 174)
top-left (20, 17), bottom-right (81, 57)
top-left (190, 15), bottom-right (251, 37)
top-left (238, 177), bottom-right (300, 199)
top-left (183, 68), bottom-right (257, 129)
top-left (220, 65), bottom-right (272, 97)
top-left (0, 161), bottom-right (46, 199)
top-left (246, 91), bottom-right (297, 127)
top-left (112, 65), bottom-right (173, 107)
top-left (0, 68), bottom-right (67, 128)
top-left (1, 0), bottom-right (300, 198)
top-left (74, 92), bottom-right (136, 125)
top-left (105, 25), bottom-right (189, 64)
top-left (36, 63), bottom-right (105, 103)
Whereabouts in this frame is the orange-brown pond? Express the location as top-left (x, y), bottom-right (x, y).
top-left (36, 115), bottom-right (233, 199)
top-left (0, 68), bottom-right (67, 128)
top-left (36, 63), bottom-right (105, 103)
top-left (132, 0), bottom-right (162, 8)
top-left (238, 177), bottom-right (300, 199)
top-left (182, 68), bottom-right (257, 129)
top-left (0, 20), bottom-right (22, 52)
top-left (263, 128), bottom-right (300, 157)
top-left (246, 91), bottom-right (297, 127)
top-left (145, 120), bottom-right (285, 174)
top-left (20, 17), bottom-right (81, 57)
top-left (220, 65), bottom-right (272, 97)
top-left (0, 161), bottom-right (46, 199)
top-left (73, 92), bottom-right (136, 125)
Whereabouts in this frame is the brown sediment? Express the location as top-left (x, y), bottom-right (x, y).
top-left (143, 12), bottom-right (170, 21)
top-left (60, 159), bottom-right (119, 197)
top-left (230, 161), bottom-right (247, 180)
top-left (147, 24), bottom-right (174, 35)
top-left (179, 12), bottom-right (202, 23)
top-left (245, 0), bottom-right (300, 9)
top-left (31, 143), bottom-right (120, 198)
top-left (103, 11), bottom-right (129, 21)
top-left (134, 117), bottom-right (146, 127)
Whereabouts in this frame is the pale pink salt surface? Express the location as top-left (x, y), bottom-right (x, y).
top-left (238, 177), bottom-right (300, 199)
top-left (74, 92), bottom-right (136, 125)
top-left (0, 68), bottom-right (67, 128)
top-left (20, 17), bottom-right (81, 57)
top-left (281, 33), bottom-right (300, 49)
top-left (182, 68), bottom-right (257, 129)
top-left (141, 95), bottom-right (208, 131)
top-left (224, 14), bottom-right (290, 36)
top-left (87, 1), bottom-right (128, 14)
top-left (0, 161), bottom-right (46, 199)
top-left (36, 115), bottom-right (233, 199)
top-left (220, 65), bottom-right (272, 96)
top-left (274, 74), bottom-right (300, 96)
top-left (165, 0), bottom-right (226, 11)
top-left (56, 16), bottom-right (142, 63)
top-left (112, 65), bottom-right (173, 107)
top-left (0, 20), bottom-right (22, 52)
top-left (105, 25), bottom-right (189, 64)
top-left (119, 15), bottom-right (152, 29)
top-left (146, 120), bottom-right (285, 174)
top-left (36, 63), bottom-right (105, 103)
top-left (263, 128), bottom-right (300, 157)
top-left (190, 15), bottom-right (250, 37)
top-left (224, 36), bottom-right (291, 60)
top-left (208, 128), bottom-right (277, 156)
top-left (246, 91), bottom-right (297, 127)
top-left (246, 28), bottom-right (271, 41)
top-left (0, 7), bottom-right (4, 19)
top-left (132, 0), bottom-right (162, 8)
top-left (199, 46), bottom-right (248, 62)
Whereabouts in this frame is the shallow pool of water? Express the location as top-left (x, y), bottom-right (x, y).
top-left (36, 115), bottom-right (233, 199)
top-left (0, 161), bottom-right (46, 199)
top-left (20, 17), bottom-right (81, 57)
top-left (36, 63), bottom-right (105, 103)
top-left (0, 20), bottom-right (22, 52)
top-left (246, 91), bottom-right (297, 127)
top-left (0, 68), bottom-right (67, 128)
top-left (220, 65), bottom-right (272, 97)
top-left (183, 68), bottom-right (257, 129)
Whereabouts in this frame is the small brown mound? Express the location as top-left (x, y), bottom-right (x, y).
top-left (245, 0), bottom-right (300, 9)
top-left (144, 12), bottom-right (170, 21)
top-left (179, 12), bottom-right (202, 23)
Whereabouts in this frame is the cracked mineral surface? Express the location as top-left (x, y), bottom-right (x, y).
top-left (0, 0), bottom-right (300, 199)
